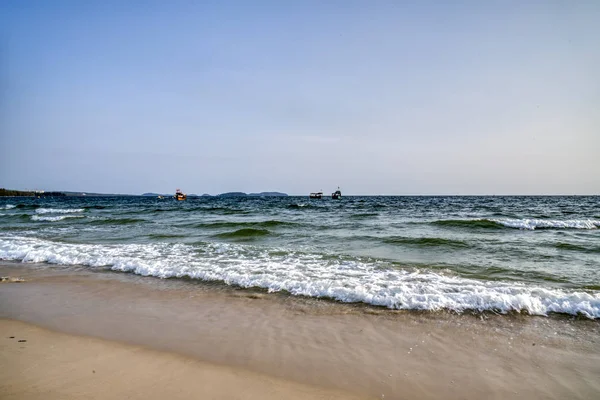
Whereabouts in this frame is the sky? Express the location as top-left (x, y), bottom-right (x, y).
top-left (1, 1), bottom-right (599, 195)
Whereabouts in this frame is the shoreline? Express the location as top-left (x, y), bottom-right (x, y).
top-left (1, 262), bottom-right (600, 399)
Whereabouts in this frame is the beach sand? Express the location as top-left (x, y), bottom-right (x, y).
top-left (0, 319), bottom-right (366, 400)
top-left (1, 262), bottom-right (599, 399)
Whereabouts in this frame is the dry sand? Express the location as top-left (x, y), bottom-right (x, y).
top-left (1, 263), bottom-right (599, 400)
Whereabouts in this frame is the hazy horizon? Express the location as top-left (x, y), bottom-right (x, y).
top-left (1, 1), bottom-right (599, 195)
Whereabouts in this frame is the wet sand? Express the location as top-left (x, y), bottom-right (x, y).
top-left (0, 319), bottom-right (366, 400)
top-left (1, 262), bottom-right (599, 399)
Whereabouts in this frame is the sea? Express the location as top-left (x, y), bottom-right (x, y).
top-left (1, 195), bottom-right (599, 318)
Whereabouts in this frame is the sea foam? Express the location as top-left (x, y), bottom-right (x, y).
top-left (31, 215), bottom-right (84, 222)
top-left (435, 218), bottom-right (600, 230)
top-left (0, 205), bottom-right (16, 210)
top-left (1, 236), bottom-right (598, 318)
top-left (492, 218), bottom-right (600, 230)
top-left (35, 208), bottom-right (85, 214)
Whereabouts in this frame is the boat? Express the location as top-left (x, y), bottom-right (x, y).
top-left (309, 191), bottom-right (323, 199)
top-left (331, 187), bottom-right (342, 199)
top-left (174, 189), bottom-right (187, 201)
top-left (157, 195), bottom-right (164, 199)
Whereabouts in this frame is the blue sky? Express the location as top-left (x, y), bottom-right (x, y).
top-left (1, 1), bottom-right (598, 195)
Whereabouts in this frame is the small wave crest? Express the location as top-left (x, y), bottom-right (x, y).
top-left (288, 203), bottom-right (311, 209)
top-left (31, 215), bottom-right (84, 222)
top-left (433, 218), bottom-right (599, 230)
top-left (15, 204), bottom-right (40, 209)
top-left (350, 213), bottom-right (379, 219)
top-left (493, 218), bottom-right (600, 230)
top-left (0, 237), bottom-right (598, 318)
top-left (147, 233), bottom-right (187, 239)
top-left (35, 208), bottom-right (85, 214)
top-left (555, 242), bottom-right (600, 253)
top-left (432, 219), bottom-right (502, 229)
top-left (194, 220), bottom-right (295, 229)
top-left (90, 218), bottom-right (145, 225)
top-left (384, 236), bottom-right (469, 248)
top-left (215, 228), bottom-right (271, 239)
top-left (0, 205), bottom-right (16, 210)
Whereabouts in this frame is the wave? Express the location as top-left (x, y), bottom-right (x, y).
top-left (0, 205), bottom-right (16, 210)
top-left (288, 203), bottom-right (310, 209)
top-left (147, 233), bottom-right (187, 239)
top-left (432, 218), bottom-right (600, 230)
top-left (384, 236), bottom-right (469, 248)
top-left (215, 228), bottom-right (271, 239)
top-left (35, 208), bottom-right (85, 214)
top-left (15, 204), bottom-right (40, 209)
top-left (90, 218), bottom-right (145, 225)
top-left (194, 220), bottom-right (296, 229)
top-left (350, 213), bottom-right (379, 219)
top-left (493, 218), bottom-right (599, 230)
top-left (432, 219), bottom-right (502, 229)
top-left (31, 215), bottom-right (84, 222)
top-left (555, 242), bottom-right (600, 253)
top-left (0, 236), bottom-right (598, 318)
top-left (194, 207), bottom-right (249, 215)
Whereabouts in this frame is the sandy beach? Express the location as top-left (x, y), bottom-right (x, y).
top-left (1, 319), bottom-right (366, 400)
top-left (1, 262), bottom-right (599, 400)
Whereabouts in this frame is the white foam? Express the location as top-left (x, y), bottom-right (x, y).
top-left (31, 215), bottom-right (84, 222)
top-left (491, 218), bottom-right (600, 230)
top-left (35, 208), bottom-right (85, 214)
top-left (1, 205), bottom-right (16, 210)
top-left (0, 236), bottom-right (598, 319)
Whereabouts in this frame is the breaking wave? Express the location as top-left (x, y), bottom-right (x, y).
top-left (433, 218), bottom-right (600, 230)
top-left (493, 218), bottom-right (600, 230)
top-left (0, 236), bottom-right (598, 319)
top-left (31, 215), bottom-right (85, 222)
top-left (35, 208), bottom-right (85, 214)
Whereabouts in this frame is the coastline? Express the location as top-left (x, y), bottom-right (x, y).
top-left (1, 262), bottom-right (599, 399)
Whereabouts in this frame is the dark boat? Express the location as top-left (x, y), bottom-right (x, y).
top-left (309, 191), bottom-right (323, 199)
top-left (331, 187), bottom-right (342, 199)
top-left (174, 189), bottom-right (187, 201)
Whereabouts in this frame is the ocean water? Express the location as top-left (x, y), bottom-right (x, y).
top-left (1, 196), bottom-right (599, 318)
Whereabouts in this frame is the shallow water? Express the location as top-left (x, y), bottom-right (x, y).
top-left (1, 195), bottom-right (599, 317)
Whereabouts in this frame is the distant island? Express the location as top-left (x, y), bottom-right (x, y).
top-left (141, 193), bottom-right (168, 197)
top-left (0, 188), bottom-right (65, 197)
top-left (218, 192), bottom-right (288, 197)
top-left (0, 188), bottom-right (133, 197)
top-left (0, 188), bottom-right (287, 198)
top-left (143, 191), bottom-right (289, 198)
top-left (149, 191), bottom-right (288, 197)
